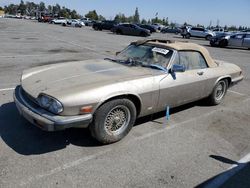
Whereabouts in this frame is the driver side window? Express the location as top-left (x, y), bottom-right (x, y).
top-left (175, 51), bottom-right (208, 70)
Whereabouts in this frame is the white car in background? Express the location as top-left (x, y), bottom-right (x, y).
top-left (63, 19), bottom-right (85, 27)
top-left (50, 17), bottom-right (67, 24)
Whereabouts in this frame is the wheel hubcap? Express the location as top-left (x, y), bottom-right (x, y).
top-left (215, 82), bottom-right (226, 101)
top-left (104, 105), bottom-right (130, 135)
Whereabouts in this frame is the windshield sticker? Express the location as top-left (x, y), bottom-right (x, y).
top-left (152, 47), bottom-right (169, 55)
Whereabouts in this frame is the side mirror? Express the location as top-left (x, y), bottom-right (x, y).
top-left (172, 64), bottom-right (186, 72)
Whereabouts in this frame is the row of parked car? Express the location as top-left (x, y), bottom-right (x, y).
top-left (38, 17), bottom-right (250, 49)
top-left (91, 20), bottom-right (181, 37)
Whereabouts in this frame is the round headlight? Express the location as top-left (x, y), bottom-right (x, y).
top-left (39, 95), bottom-right (50, 108)
top-left (38, 94), bottom-right (63, 114)
top-left (49, 100), bottom-right (63, 114)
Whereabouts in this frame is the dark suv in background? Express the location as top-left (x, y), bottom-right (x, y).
top-left (111, 23), bottom-right (150, 37)
top-left (92, 20), bottom-right (118, 30)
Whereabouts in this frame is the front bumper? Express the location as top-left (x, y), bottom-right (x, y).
top-left (14, 86), bottom-right (92, 131)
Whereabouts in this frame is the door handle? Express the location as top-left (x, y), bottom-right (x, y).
top-left (197, 71), bottom-right (204, 76)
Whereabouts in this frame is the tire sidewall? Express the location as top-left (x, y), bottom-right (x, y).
top-left (90, 99), bottom-right (136, 144)
top-left (211, 80), bottom-right (228, 105)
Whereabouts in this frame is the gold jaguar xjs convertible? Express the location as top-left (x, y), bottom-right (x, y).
top-left (14, 39), bottom-right (243, 143)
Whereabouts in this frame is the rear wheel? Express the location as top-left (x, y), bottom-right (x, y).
top-left (90, 99), bottom-right (136, 144)
top-left (140, 31), bottom-right (147, 37)
top-left (207, 79), bottom-right (228, 105)
top-left (186, 33), bottom-right (191, 39)
top-left (116, 29), bottom-right (123, 35)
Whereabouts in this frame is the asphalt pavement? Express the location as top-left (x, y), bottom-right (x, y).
top-left (0, 18), bottom-right (250, 188)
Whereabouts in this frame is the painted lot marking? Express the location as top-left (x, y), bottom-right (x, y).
top-left (205, 153), bottom-right (250, 188)
top-left (0, 88), bottom-right (15, 92)
top-left (19, 149), bottom-right (112, 187)
top-left (228, 89), bottom-right (246, 96)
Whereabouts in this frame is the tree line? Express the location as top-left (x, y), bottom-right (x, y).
top-left (1, 1), bottom-right (249, 30)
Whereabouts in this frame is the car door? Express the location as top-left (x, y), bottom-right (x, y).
top-left (228, 34), bottom-right (245, 47)
top-left (242, 34), bottom-right (250, 48)
top-left (158, 51), bottom-right (208, 110)
top-left (198, 28), bottom-right (205, 37)
top-left (121, 24), bottom-right (130, 34)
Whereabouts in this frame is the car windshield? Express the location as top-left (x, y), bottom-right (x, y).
top-left (110, 44), bottom-right (173, 71)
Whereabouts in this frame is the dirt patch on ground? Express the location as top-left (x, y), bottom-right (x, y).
top-left (48, 48), bottom-right (80, 53)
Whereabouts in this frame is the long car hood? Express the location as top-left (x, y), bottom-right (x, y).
top-left (21, 59), bottom-right (152, 98)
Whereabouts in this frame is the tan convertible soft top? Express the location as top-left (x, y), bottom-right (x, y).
top-left (132, 39), bottom-right (218, 68)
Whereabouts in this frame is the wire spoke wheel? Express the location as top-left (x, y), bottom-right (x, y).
top-left (215, 81), bottom-right (226, 101)
top-left (104, 105), bottom-right (131, 135)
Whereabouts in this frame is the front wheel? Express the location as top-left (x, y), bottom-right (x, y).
top-left (206, 35), bottom-right (212, 40)
top-left (207, 79), bottom-right (228, 105)
top-left (90, 99), bottom-right (137, 144)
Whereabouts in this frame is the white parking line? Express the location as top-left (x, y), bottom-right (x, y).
top-left (19, 149), bottom-right (112, 186)
top-left (204, 152), bottom-right (250, 188)
top-left (228, 90), bottom-right (246, 96)
top-left (0, 88), bottom-right (15, 92)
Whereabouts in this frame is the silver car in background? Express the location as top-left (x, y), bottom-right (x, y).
top-left (186, 27), bottom-right (216, 40)
top-left (210, 33), bottom-right (250, 49)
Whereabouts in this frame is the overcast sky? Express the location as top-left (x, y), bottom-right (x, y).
top-left (0, 0), bottom-right (249, 27)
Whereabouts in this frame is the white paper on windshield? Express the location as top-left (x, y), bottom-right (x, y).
top-left (152, 47), bottom-right (169, 55)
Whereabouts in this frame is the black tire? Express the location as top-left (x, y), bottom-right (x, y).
top-left (205, 35), bottom-right (212, 40)
top-left (186, 33), bottom-right (191, 39)
top-left (210, 42), bottom-right (216, 47)
top-left (90, 99), bottom-right (137, 144)
top-left (140, 32), bottom-right (147, 37)
top-left (219, 39), bottom-right (228, 47)
top-left (62, 23), bottom-right (66, 26)
top-left (207, 79), bottom-right (228, 105)
top-left (116, 29), bottom-right (123, 35)
top-left (93, 26), bottom-right (98, 30)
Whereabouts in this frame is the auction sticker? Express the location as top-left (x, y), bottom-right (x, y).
top-left (152, 47), bottom-right (169, 55)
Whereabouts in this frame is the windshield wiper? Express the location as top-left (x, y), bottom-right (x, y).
top-left (141, 63), bottom-right (168, 73)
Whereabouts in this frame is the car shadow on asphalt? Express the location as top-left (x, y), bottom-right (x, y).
top-left (0, 102), bottom-right (101, 155)
top-left (195, 155), bottom-right (250, 188)
top-left (0, 99), bottom-right (209, 155)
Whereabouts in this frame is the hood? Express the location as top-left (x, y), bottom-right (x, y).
top-left (21, 59), bottom-right (152, 98)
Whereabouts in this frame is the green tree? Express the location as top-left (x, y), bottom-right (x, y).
top-left (141, 18), bottom-right (147, 24)
top-left (170, 22), bottom-right (176, 28)
top-left (98, 14), bottom-right (105, 21)
top-left (18, 0), bottom-right (26, 15)
top-left (39, 1), bottom-right (45, 12)
top-left (0, 6), bottom-right (3, 11)
top-left (70, 9), bottom-right (79, 19)
top-left (85, 10), bottom-right (98, 20)
top-left (47, 5), bottom-right (52, 14)
top-left (133, 7), bottom-right (140, 23)
top-left (4, 4), bottom-right (18, 14)
top-left (52, 4), bottom-right (61, 15)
